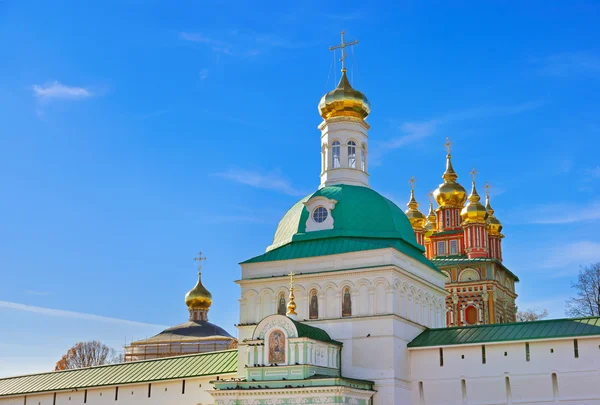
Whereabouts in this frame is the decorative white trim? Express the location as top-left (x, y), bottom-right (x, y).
top-left (303, 197), bottom-right (338, 232)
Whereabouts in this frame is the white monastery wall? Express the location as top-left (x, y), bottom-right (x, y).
top-left (0, 374), bottom-right (234, 405)
top-left (409, 336), bottom-right (600, 405)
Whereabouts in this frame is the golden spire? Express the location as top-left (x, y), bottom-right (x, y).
top-left (484, 182), bottom-right (503, 235)
top-left (185, 252), bottom-right (213, 320)
top-left (460, 169), bottom-right (488, 224)
top-left (405, 177), bottom-right (426, 230)
top-left (286, 271), bottom-right (297, 318)
top-left (425, 191), bottom-right (438, 233)
top-left (319, 32), bottom-right (370, 120)
top-left (433, 137), bottom-right (467, 208)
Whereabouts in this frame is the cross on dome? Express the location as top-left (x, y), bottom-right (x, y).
top-left (329, 30), bottom-right (359, 72)
top-left (444, 137), bottom-right (453, 155)
top-left (483, 181), bottom-right (492, 197)
top-left (469, 168), bottom-right (479, 183)
top-left (194, 251), bottom-right (207, 273)
top-left (409, 176), bottom-right (417, 191)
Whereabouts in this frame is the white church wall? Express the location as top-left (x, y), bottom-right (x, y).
top-left (409, 336), bottom-right (600, 405)
top-left (0, 375), bottom-right (234, 405)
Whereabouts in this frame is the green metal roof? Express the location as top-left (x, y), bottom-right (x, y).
top-left (431, 255), bottom-right (520, 282)
top-left (290, 319), bottom-right (342, 345)
top-left (242, 236), bottom-right (440, 272)
top-left (265, 185), bottom-right (422, 252)
top-left (408, 316), bottom-right (600, 348)
top-left (429, 229), bottom-right (462, 237)
top-left (0, 350), bottom-right (237, 397)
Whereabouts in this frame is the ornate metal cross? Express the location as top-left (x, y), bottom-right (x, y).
top-left (469, 168), bottom-right (479, 182)
top-left (483, 181), bottom-right (492, 197)
top-left (409, 176), bottom-right (417, 191)
top-left (428, 190), bottom-right (435, 204)
top-left (444, 137), bottom-right (453, 154)
top-left (194, 251), bottom-right (207, 272)
top-left (288, 271), bottom-right (295, 288)
top-left (329, 30), bottom-right (359, 72)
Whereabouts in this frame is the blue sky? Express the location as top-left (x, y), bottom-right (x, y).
top-left (1, 0), bottom-right (599, 376)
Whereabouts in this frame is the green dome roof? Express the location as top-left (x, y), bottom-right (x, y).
top-left (267, 184), bottom-right (423, 252)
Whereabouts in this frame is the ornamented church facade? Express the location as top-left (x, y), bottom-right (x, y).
top-left (1, 36), bottom-right (600, 405)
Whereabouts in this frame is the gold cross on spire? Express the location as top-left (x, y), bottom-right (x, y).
top-left (288, 271), bottom-right (295, 289)
top-left (408, 176), bottom-right (417, 191)
top-left (469, 168), bottom-right (479, 183)
top-left (444, 137), bottom-right (453, 155)
top-left (483, 181), bottom-right (492, 197)
top-left (193, 251), bottom-right (206, 273)
top-left (329, 30), bottom-right (359, 72)
top-left (428, 190), bottom-right (435, 204)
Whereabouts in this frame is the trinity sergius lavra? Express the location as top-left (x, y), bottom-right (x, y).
top-left (2, 33), bottom-right (600, 405)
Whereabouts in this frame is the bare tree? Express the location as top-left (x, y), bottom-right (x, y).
top-left (566, 262), bottom-right (600, 317)
top-left (55, 341), bottom-right (122, 371)
top-left (516, 308), bottom-right (549, 322)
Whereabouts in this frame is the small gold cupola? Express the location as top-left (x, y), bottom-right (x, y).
top-left (425, 192), bottom-right (438, 233)
top-left (318, 31), bottom-right (370, 121)
top-left (461, 169), bottom-right (488, 224)
top-left (433, 138), bottom-right (467, 208)
top-left (185, 252), bottom-right (213, 321)
top-left (405, 177), bottom-right (426, 230)
top-left (484, 182), bottom-right (503, 236)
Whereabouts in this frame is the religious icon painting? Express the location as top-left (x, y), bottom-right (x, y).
top-left (277, 293), bottom-right (286, 315)
top-left (309, 289), bottom-right (318, 319)
top-left (342, 287), bottom-right (352, 317)
top-left (268, 330), bottom-right (286, 364)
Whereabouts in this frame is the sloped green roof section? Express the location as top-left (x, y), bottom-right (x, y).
top-left (266, 185), bottom-right (422, 252)
top-left (290, 319), bottom-right (342, 345)
top-left (0, 350), bottom-right (237, 397)
top-left (242, 236), bottom-right (439, 272)
top-left (408, 316), bottom-right (600, 348)
top-left (431, 255), bottom-right (520, 282)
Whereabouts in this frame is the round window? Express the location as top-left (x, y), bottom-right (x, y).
top-left (312, 206), bottom-right (328, 223)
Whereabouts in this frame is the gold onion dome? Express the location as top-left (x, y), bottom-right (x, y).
top-left (433, 154), bottom-right (467, 208)
top-left (318, 69), bottom-right (371, 120)
top-left (185, 272), bottom-right (212, 311)
top-left (405, 190), bottom-right (427, 230)
top-left (486, 195), bottom-right (503, 236)
top-left (461, 182), bottom-right (488, 224)
top-left (425, 202), bottom-right (438, 233)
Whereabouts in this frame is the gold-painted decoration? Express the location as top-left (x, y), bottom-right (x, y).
top-left (319, 31), bottom-right (370, 120)
top-left (185, 252), bottom-right (213, 311)
top-left (424, 192), bottom-right (438, 233)
top-left (405, 177), bottom-right (426, 230)
top-left (433, 138), bottom-right (467, 208)
top-left (484, 182), bottom-right (503, 236)
top-left (460, 171), bottom-right (488, 224)
top-left (286, 271), bottom-right (297, 316)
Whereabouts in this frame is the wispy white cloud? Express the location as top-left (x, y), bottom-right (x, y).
top-left (199, 68), bottom-right (210, 80)
top-left (32, 81), bottom-right (93, 101)
top-left (540, 241), bottom-right (600, 273)
top-left (534, 52), bottom-right (600, 77)
top-left (519, 201), bottom-right (600, 225)
top-left (385, 101), bottom-right (543, 150)
top-left (0, 301), bottom-right (168, 329)
top-left (24, 290), bottom-right (51, 296)
top-left (214, 168), bottom-right (304, 196)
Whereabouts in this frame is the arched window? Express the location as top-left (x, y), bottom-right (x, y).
top-left (360, 144), bottom-right (366, 171)
top-left (277, 292), bottom-right (286, 315)
top-left (342, 287), bottom-right (352, 317)
top-left (465, 306), bottom-right (478, 325)
top-left (332, 141), bottom-right (341, 168)
top-left (348, 141), bottom-right (356, 168)
top-left (309, 289), bottom-right (318, 319)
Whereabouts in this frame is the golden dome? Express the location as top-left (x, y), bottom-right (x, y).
top-left (405, 190), bottom-right (426, 230)
top-left (424, 201), bottom-right (438, 233)
top-left (433, 154), bottom-right (467, 208)
top-left (461, 182), bottom-right (488, 224)
top-left (185, 272), bottom-right (212, 311)
top-left (318, 69), bottom-right (371, 120)
top-left (486, 195), bottom-right (503, 236)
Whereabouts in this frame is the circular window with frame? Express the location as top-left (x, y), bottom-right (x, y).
top-left (312, 206), bottom-right (328, 223)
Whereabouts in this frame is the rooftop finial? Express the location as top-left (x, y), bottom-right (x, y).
top-left (469, 168), bottom-right (479, 183)
top-left (483, 181), bottom-right (491, 197)
top-left (329, 30), bottom-right (358, 73)
top-left (444, 137), bottom-right (453, 155)
top-left (286, 271), bottom-right (297, 318)
top-left (428, 190), bottom-right (435, 204)
top-left (409, 176), bottom-right (417, 191)
top-left (193, 251), bottom-right (207, 274)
